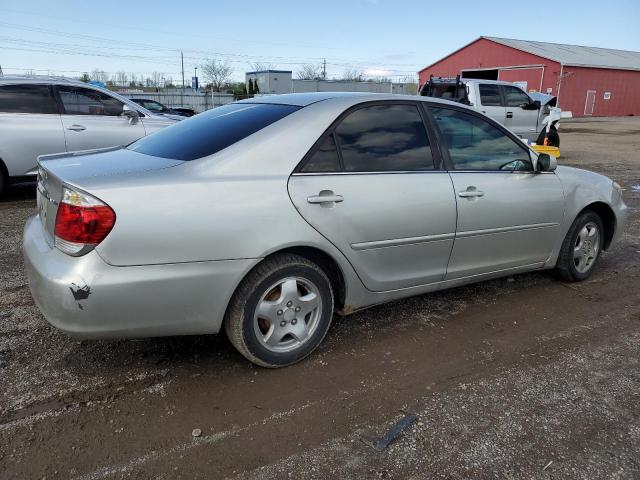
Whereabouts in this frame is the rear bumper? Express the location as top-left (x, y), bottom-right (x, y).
top-left (23, 216), bottom-right (259, 338)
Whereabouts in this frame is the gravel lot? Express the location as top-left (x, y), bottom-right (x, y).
top-left (1, 117), bottom-right (639, 479)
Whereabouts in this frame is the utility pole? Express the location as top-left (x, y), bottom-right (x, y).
top-left (322, 58), bottom-right (326, 80)
top-left (181, 51), bottom-right (185, 106)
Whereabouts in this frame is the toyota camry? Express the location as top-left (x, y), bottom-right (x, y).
top-left (24, 92), bottom-right (627, 367)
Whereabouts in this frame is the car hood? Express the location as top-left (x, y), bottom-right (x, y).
top-left (530, 92), bottom-right (557, 107)
top-left (153, 112), bottom-right (185, 121)
top-left (38, 147), bottom-right (183, 184)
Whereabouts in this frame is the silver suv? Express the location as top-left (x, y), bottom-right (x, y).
top-left (0, 76), bottom-right (177, 193)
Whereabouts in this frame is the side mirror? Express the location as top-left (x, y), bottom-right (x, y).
top-left (537, 153), bottom-right (557, 172)
top-left (122, 104), bottom-right (140, 124)
top-left (521, 100), bottom-right (541, 110)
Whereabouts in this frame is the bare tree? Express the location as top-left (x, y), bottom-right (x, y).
top-left (248, 62), bottom-right (275, 72)
top-left (151, 72), bottom-right (165, 88)
top-left (91, 69), bottom-right (109, 83)
top-left (201, 59), bottom-right (233, 92)
top-left (341, 69), bottom-right (364, 82)
top-left (296, 64), bottom-right (321, 80)
top-left (115, 71), bottom-right (128, 86)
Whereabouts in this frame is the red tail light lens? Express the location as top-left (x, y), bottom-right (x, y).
top-left (54, 187), bottom-right (116, 256)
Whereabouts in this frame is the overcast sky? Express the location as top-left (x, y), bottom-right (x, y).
top-left (1, 0), bottom-right (639, 83)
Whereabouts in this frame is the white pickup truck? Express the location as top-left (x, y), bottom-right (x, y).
top-left (419, 76), bottom-right (560, 147)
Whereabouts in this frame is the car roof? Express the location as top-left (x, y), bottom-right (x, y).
top-left (237, 92), bottom-right (375, 107)
top-left (238, 91), bottom-right (473, 110)
top-left (460, 79), bottom-right (520, 86)
top-left (0, 75), bottom-right (88, 86)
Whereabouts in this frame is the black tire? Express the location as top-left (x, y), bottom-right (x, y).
top-left (554, 211), bottom-right (604, 282)
top-left (0, 168), bottom-right (5, 196)
top-left (536, 125), bottom-right (560, 147)
top-left (224, 253), bottom-right (334, 368)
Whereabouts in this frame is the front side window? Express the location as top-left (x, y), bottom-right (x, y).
top-left (0, 84), bottom-right (58, 114)
top-left (431, 107), bottom-right (532, 171)
top-left (478, 84), bottom-right (502, 107)
top-left (334, 104), bottom-right (433, 172)
top-left (128, 103), bottom-right (300, 161)
top-left (503, 86), bottom-right (531, 107)
top-left (59, 86), bottom-right (124, 116)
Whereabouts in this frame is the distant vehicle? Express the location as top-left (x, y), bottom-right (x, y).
top-left (24, 93), bottom-right (626, 368)
top-left (420, 76), bottom-right (560, 147)
top-left (130, 99), bottom-right (196, 118)
top-left (0, 76), bottom-right (178, 194)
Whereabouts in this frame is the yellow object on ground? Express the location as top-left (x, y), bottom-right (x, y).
top-left (531, 145), bottom-right (560, 158)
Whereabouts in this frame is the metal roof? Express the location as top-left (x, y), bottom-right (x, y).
top-left (485, 37), bottom-right (640, 71)
top-left (245, 70), bottom-right (293, 75)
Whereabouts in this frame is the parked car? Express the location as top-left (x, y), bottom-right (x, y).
top-left (24, 92), bottom-right (626, 368)
top-left (420, 76), bottom-right (560, 147)
top-left (129, 98), bottom-right (196, 118)
top-left (0, 76), bottom-right (178, 194)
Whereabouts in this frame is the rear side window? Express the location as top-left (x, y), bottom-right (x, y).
top-left (59, 86), bottom-right (124, 116)
top-left (431, 107), bottom-right (532, 171)
top-left (0, 84), bottom-right (58, 114)
top-left (478, 84), bottom-right (502, 106)
top-left (128, 103), bottom-right (300, 161)
top-left (301, 134), bottom-right (341, 172)
top-left (334, 104), bottom-right (433, 172)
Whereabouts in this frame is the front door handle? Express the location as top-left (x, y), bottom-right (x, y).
top-left (67, 124), bottom-right (86, 131)
top-left (506, 112), bottom-right (513, 118)
top-left (307, 191), bottom-right (344, 204)
top-left (458, 188), bottom-right (485, 198)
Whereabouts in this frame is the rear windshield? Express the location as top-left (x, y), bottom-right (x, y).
top-left (128, 103), bottom-right (300, 161)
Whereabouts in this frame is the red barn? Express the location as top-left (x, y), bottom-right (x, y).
top-left (418, 37), bottom-right (640, 117)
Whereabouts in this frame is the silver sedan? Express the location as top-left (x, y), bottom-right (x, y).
top-left (23, 93), bottom-right (627, 367)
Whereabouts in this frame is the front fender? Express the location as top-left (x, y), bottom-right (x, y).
top-left (545, 166), bottom-right (627, 266)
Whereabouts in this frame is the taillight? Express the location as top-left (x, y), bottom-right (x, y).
top-left (54, 187), bottom-right (116, 256)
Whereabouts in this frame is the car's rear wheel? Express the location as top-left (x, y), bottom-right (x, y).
top-left (554, 211), bottom-right (603, 282)
top-left (225, 253), bottom-right (334, 367)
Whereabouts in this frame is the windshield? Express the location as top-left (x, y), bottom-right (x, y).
top-left (128, 103), bottom-right (300, 161)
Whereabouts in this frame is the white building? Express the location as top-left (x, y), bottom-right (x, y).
top-left (245, 69), bottom-right (418, 96)
top-left (245, 70), bottom-right (293, 94)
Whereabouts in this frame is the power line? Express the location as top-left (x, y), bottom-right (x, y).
top-left (0, 21), bottom-right (422, 70)
top-left (0, 7), bottom-right (352, 52)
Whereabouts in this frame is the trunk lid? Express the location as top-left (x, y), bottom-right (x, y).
top-left (36, 147), bottom-right (183, 246)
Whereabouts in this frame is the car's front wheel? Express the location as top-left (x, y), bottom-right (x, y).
top-left (225, 254), bottom-right (334, 367)
top-left (536, 125), bottom-right (560, 147)
top-left (555, 211), bottom-right (603, 282)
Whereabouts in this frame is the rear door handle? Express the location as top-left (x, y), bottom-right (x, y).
top-left (307, 192), bottom-right (344, 204)
top-left (506, 112), bottom-right (513, 118)
top-left (67, 124), bottom-right (86, 131)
